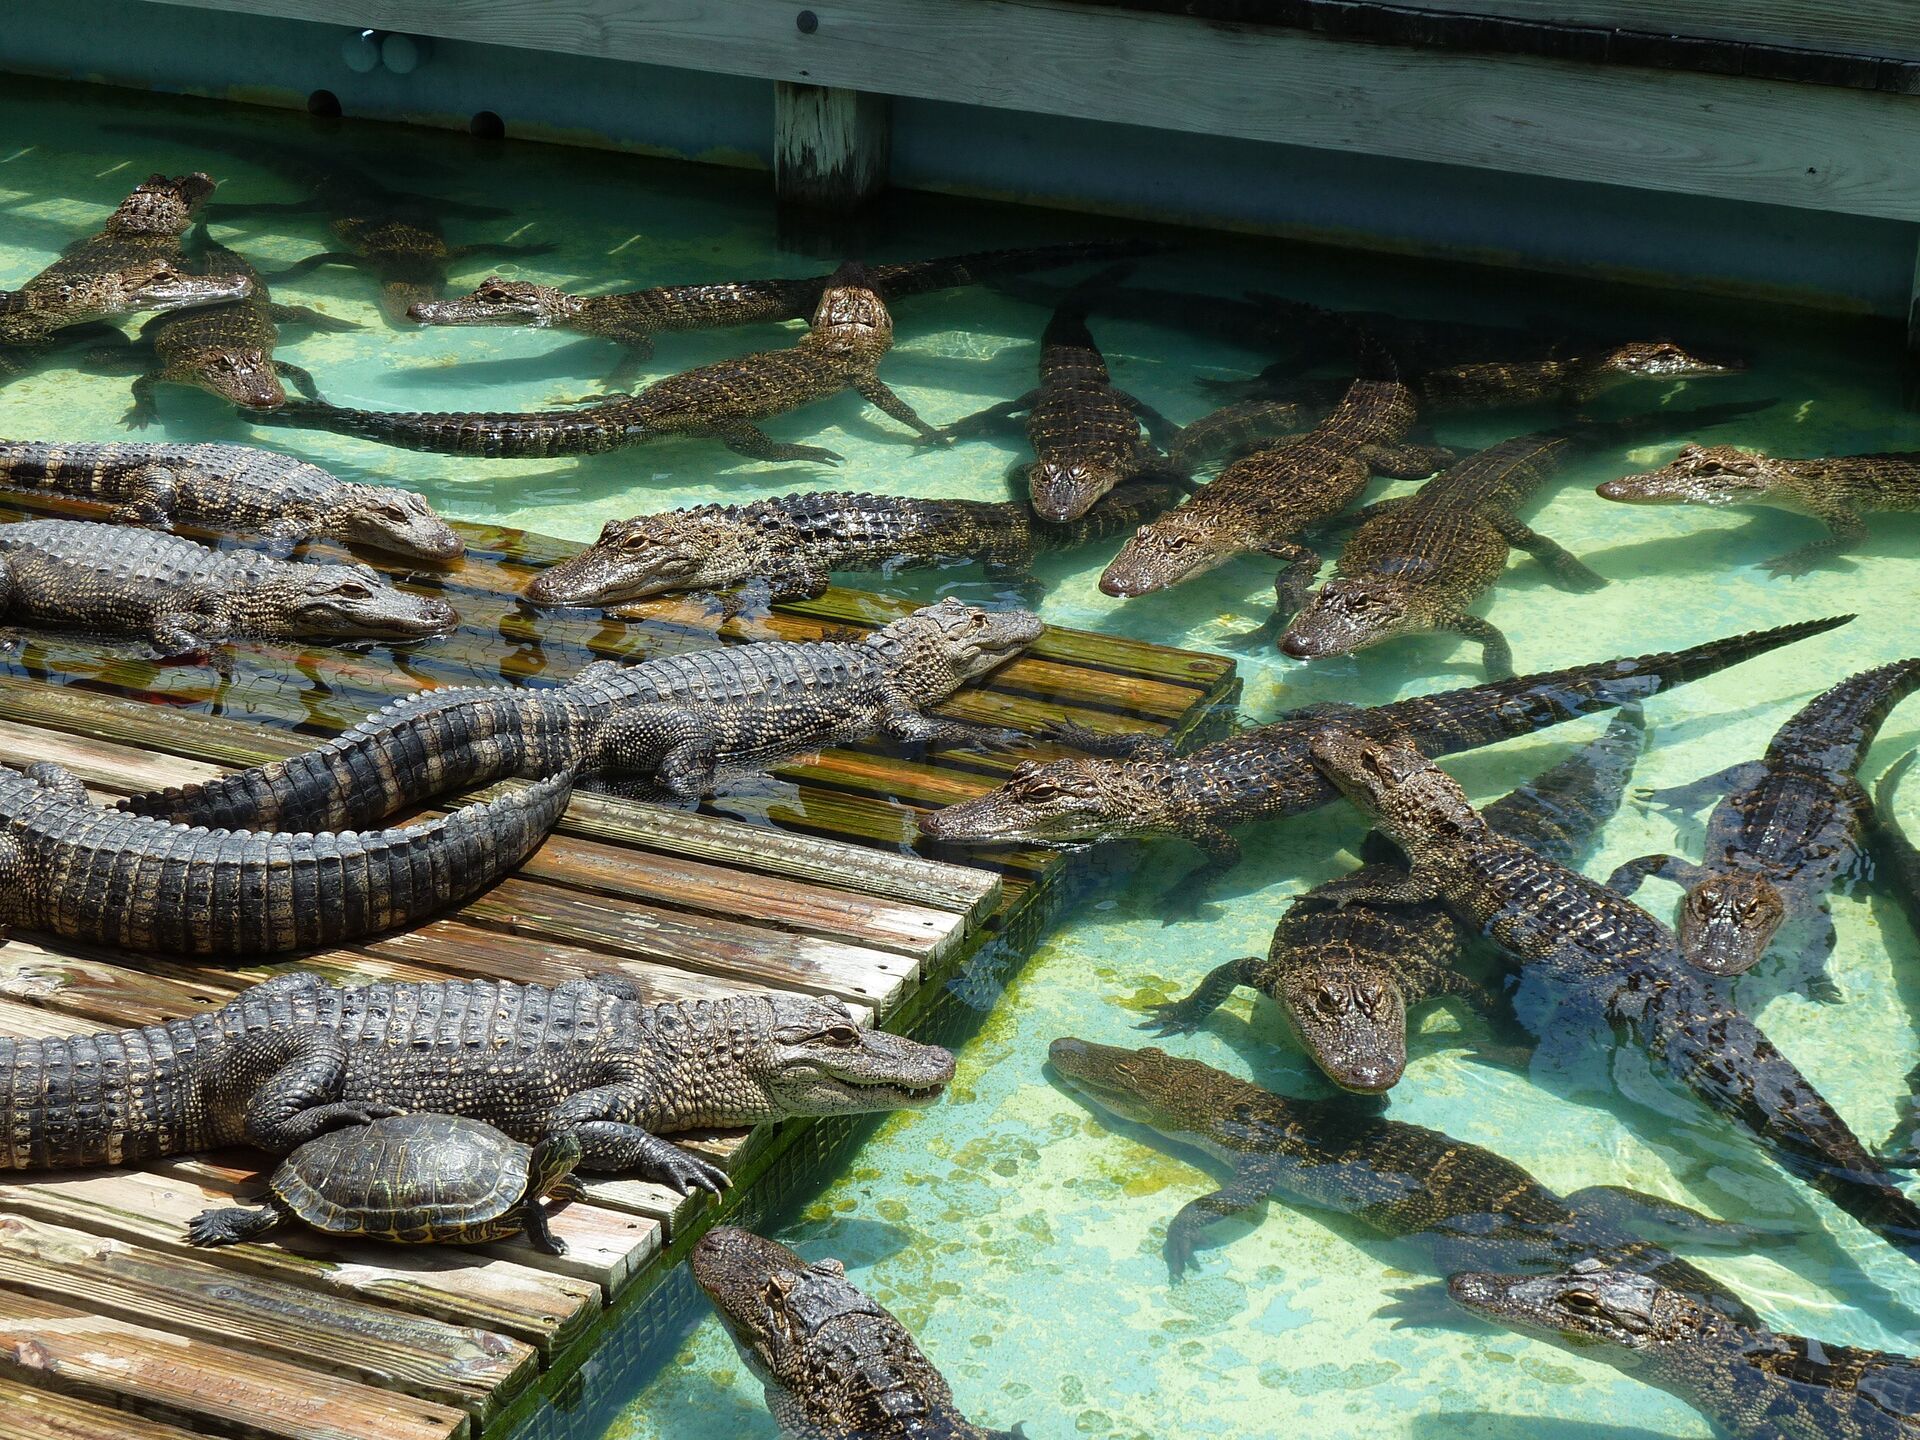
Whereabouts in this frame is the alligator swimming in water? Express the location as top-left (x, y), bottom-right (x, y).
top-left (1144, 707), bottom-right (1644, 1092)
top-left (0, 517), bottom-right (455, 657)
top-left (1599, 442), bottom-right (1920, 577)
top-left (256, 263), bottom-right (944, 460)
top-left (919, 616), bottom-right (1847, 907)
top-left (1609, 658), bottom-right (1920, 997)
top-left (1305, 723), bottom-right (1920, 1267)
top-left (0, 973), bottom-right (952, 1193)
top-left (693, 1226), bottom-right (1023, 1440)
top-left (121, 598), bottom-right (1040, 831)
top-left (413, 239), bottom-right (1166, 386)
top-left (0, 439), bottom-right (461, 559)
top-left (0, 760), bottom-right (568, 956)
top-left (946, 295), bottom-right (1184, 521)
top-left (1441, 1264), bottom-right (1920, 1440)
top-left (1098, 325), bottom-right (1453, 604)
top-left (1049, 1037), bottom-right (1774, 1314)
top-left (1867, 752), bottom-right (1920, 1168)
top-left (1276, 404), bottom-right (1770, 675)
top-left (524, 483), bottom-right (1174, 612)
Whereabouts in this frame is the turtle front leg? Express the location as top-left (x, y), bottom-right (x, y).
top-left (518, 1195), bottom-right (570, 1256)
top-left (187, 1201), bottom-right (290, 1248)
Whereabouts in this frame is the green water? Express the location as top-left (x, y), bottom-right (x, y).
top-left (5, 81), bottom-right (1920, 1440)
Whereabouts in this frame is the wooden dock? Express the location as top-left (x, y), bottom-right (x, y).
top-left (0, 492), bottom-right (1236, 1439)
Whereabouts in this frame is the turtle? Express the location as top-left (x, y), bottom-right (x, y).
top-left (185, 1113), bottom-right (585, 1254)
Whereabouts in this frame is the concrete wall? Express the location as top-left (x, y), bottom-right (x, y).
top-left (4, 0), bottom-right (1912, 316)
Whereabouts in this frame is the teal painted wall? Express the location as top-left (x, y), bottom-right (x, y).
top-left (4, 0), bottom-right (1911, 316)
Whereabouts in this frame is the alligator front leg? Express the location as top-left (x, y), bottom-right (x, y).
top-left (657, 737), bottom-right (722, 800)
top-left (943, 391), bottom-right (1037, 440)
top-left (854, 377), bottom-right (948, 444)
top-left (1760, 510), bottom-right (1869, 579)
top-left (275, 362), bottom-right (321, 402)
top-left (1485, 511), bottom-right (1606, 592)
top-left (1562, 1184), bottom-right (1795, 1251)
top-left (150, 606), bottom-right (227, 660)
top-left (1139, 957), bottom-right (1255, 1036)
top-left (547, 1084), bottom-right (730, 1193)
top-left (880, 701), bottom-right (1029, 755)
top-left (259, 251), bottom-right (366, 283)
top-left (1312, 867), bottom-right (1443, 910)
top-left (123, 373), bottom-right (161, 430)
top-left (714, 424), bottom-right (842, 466)
top-left (1164, 826), bottom-right (1244, 923)
top-left (1118, 392), bottom-right (1180, 451)
top-left (1266, 541), bottom-right (1323, 626)
top-left (108, 463), bottom-right (182, 530)
top-left (1604, 853), bottom-right (1709, 899)
top-left (1437, 612), bottom-right (1513, 680)
top-left (1635, 763), bottom-right (1767, 818)
top-left (1360, 441), bottom-right (1454, 479)
top-left (602, 340), bottom-right (655, 389)
top-left (1163, 1160), bottom-right (1274, 1280)
top-left (268, 303), bottom-right (361, 335)
top-left (1037, 719), bottom-right (1177, 760)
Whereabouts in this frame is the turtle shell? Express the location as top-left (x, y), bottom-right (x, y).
top-left (271, 1114), bottom-right (536, 1244)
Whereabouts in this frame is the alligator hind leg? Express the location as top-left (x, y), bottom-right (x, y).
top-left (714, 424), bottom-right (842, 466)
top-left (1164, 1161), bottom-right (1274, 1280)
top-left (1486, 512), bottom-right (1606, 592)
top-left (1139, 958), bottom-right (1254, 1036)
top-left (186, 1202), bottom-right (288, 1248)
top-left (943, 392), bottom-right (1037, 440)
top-left (854, 378), bottom-right (947, 444)
top-left (108, 463), bottom-right (181, 529)
top-left (1604, 853), bottom-right (1708, 899)
top-left (242, 1035), bottom-right (402, 1152)
top-left (268, 303), bottom-right (360, 335)
top-left (1635, 763), bottom-right (1767, 819)
top-left (1436, 612), bottom-right (1513, 680)
top-left (1563, 1184), bottom-right (1795, 1250)
top-left (275, 362), bottom-right (321, 401)
top-left (1760, 512), bottom-right (1868, 579)
top-left (1037, 720), bottom-right (1176, 760)
top-left (22, 762), bottom-right (90, 807)
top-left (1360, 441), bottom-right (1454, 479)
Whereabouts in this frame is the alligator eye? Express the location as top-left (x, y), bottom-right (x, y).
top-left (821, 1024), bottom-right (860, 1047)
top-left (333, 582), bottom-right (374, 600)
top-left (1560, 1290), bottom-right (1603, 1314)
top-left (1021, 781), bottom-right (1059, 801)
top-left (968, 613), bottom-right (987, 631)
top-left (620, 532), bottom-right (651, 551)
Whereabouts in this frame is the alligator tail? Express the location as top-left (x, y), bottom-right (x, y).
top-left (1041, 483), bottom-right (1184, 548)
top-left (0, 1019), bottom-right (210, 1169)
top-left (1482, 706), bottom-right (1645, 865)
top-left (255, 399), bottom-right (627, 459)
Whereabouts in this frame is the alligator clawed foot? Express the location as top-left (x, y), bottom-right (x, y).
top-left (1375, 1282), bottom-right (1460, 1331)
top-left (1135, 1005), bottom-right (1200, 1038)
top-left (1158, 897), bottom-right (1220, 927)
top-left (655, 1150), bottom-right (732, 1196)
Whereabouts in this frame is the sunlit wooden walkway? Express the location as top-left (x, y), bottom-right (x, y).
top-left (0, 493), bottom-right (1236, 1439)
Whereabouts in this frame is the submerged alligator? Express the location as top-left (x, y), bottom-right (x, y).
top-left (1305, 724), bottom-right (1920, 1267)
top-left (919, 616), bottom-right (1848, 904)
top-left (1600, 442), bottom-right (1920, 577)
top-left (1050, 1038), bottom-right (1771, 1316)
top-left (946, 295), bottom-right (1183, 521)
top-left (120, 598), bottom-right (1041, 831)
top-left (0, 760), bottom-right (568, 956)
top-left (413, 239), bottom-right (1165, 385)
top-left (0, 973), bottom-right (953, 1193)
top-left (694, 1226), bottom-right (1024, 1440)
top-left (1610, 658), bottom-right (1920, 996)
top-left (0, 440), bottom-right (461, 559)
top-left (1276, 405), bottom-right (1768, 675)
top-left (0, 518), bottom-right (454, 657)
top-left (256, 263), bottom-right (943, 460)
top-left (523, 483), bottom-right (1174, 612)
top-left (1098, 326), bottom-right (1452, 603)
top-left (1145, 708), bottom-right (1644, 1093)
top-left (1869, 753), bottom-right (1920, 1168)
top-left (1442, 1265), bottom-right (1920, 1440)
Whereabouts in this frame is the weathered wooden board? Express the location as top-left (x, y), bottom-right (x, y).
top-left (0, 1377), bottom-right (212, 1440)
top-left (130, 0), bottom-right (1920, 220)
top-left (1388, 1), bottom-right (1920, 59)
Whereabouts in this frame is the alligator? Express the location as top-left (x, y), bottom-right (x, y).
top-left (1049, 1037), bottom-right (1775, 1314)
top-left (1098, 326), bottom-right (1454, 605)
top-left (523, 482), bottom-right (1175, 613)
top-left (1162, 397), bottom-right (1322, 476)
top-left (110, 123), bottom-right (539, 327)
top-left (1440, 1265), bottom-right (1920, 1440)
top-left (918, 616), bottom-right (1847, 907)
top-left (84, 236), bottom-right (359, 427)
top-left (0, 440), bottom-right (462, 559)
top-left (1304, 723), bottom-right (1920, 1267)
top-left (0, 518), bottom-right (455, 658)
top-left (120, 597), bottom-right (1041, 831)
top-left (254, 263), bottom-right (945, 461)
top-left (693, 1226), bottom-right (1022, 1440)
top-left (1598, 442), bottom-right (1920, 578)
top-left (1608, 658), bottom-right (1920, 997)
top-left (945, 297), bottom-right (1184, 521)
top-left (1868, 752), bottom-right (1920, 1168)
top-left (1144, 707), bottom-right (1643, 1092)
top-left (412, 239), bottom-right (1166, 386)
top-left (0, 760), bottom-right (569, 956)
top-left (0, 972), bottom-right (953, 1193)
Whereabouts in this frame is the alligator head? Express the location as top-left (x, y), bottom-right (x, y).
top-left (1574, 340), bottom-right (1742, 401)
top-left (919, 752), bottom-right (1170, 846)
top-left (1279, 945), bottom-right (1408, 1093)
top-left (760, 994), bottom-right (955, 1116)
top-left (1280, 576), bottom-right (1416, 661)
top-left (524, 507), bottom-right (746, 605)
top-left (1597, 444), bottom-right (1796, 510)
top-left (329, 483), bottom-right (464, 561)
top-left (1048, 1037), bottom-right (1254, 1148)
top-left (1029, 457), bottom-right (1125, 524)
top-left (106, 172), bottom-right (217, 237)
top-left (806, 262), bottom-right (895, 363)
top-left (1445, 1262), bottom-right (1712, 1369)
top-left (1100, 510), bottom-right (1244, 597)
top-left (274, 562), bottom-right (457, 640)
top-left (28, 258), bottom-right (253, 328)
top-left (1676, 869), bottom-right (1785, 977)
top-left (865, 597), bottom-right (1044, 702)
top-left (1307, 726), bottom-right (1486, 856)
top-left (195, 347), bottom-right (286, 410)
top-left (410, 276), bottom-right (581, 328)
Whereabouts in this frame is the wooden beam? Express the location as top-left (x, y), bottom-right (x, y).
top-left (774, 81), bottom-right (890, 208)
top-left (131, 0), bottom-right (1920, 221)
top-left (1909, 232), bottom-right (1920, 353)
top-left (1377, 2), bottom-right (1920, 60)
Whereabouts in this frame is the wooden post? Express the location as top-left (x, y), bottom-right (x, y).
top-left (774, 81), bottom-right (891, 210)
top-left (1909, 233), bottom-right (1920, 355)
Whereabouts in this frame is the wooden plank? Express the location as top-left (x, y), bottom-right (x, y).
top-left (775, 81), bottom-right (891, 208)
top-left (0, 1376), bottom-right (211, 1440)
top-left (1392, 1), bottom-right (1920, 59)
top-left (131, 0), bottom-right (1920, 221)
top-left (0, 1214), bottom-right (536, 1422)
top-left (0, 1287), bottom-right (469, 1440)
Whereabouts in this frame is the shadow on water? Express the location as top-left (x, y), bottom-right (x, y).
top-left (1411, 1416), bottom-right (1696, 1440)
